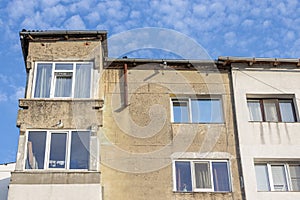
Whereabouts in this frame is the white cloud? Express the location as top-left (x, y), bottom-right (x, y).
top-left (0, 93), bottom-right (8, 102)
top-left (224, 32), bottom-right (237, 46)
top-left (85, 11), bottom-right (100, 25)
top-left (63, 15), bottom-right (86, 29)
top-left (9, 87), bottom-right (24, 101)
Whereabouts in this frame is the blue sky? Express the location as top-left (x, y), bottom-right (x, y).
top-left (0, 0), bottom-right (300, 164)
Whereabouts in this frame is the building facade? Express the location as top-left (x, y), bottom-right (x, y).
top-left (8, 30), bottom-right (300, 200)
top-left (7, 30), bottom-right (244, 200)
top-left (220, 57), bottom-right (300, 200)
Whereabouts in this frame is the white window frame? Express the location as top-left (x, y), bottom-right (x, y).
top-left (255, 162), bottom-right (300, 191)
top-left (170, 97), bottom-right (224, 123)
top-left (32, 62), bottom-right (93, 99)
top-left (172, 159), bottom-right (231, 192)
top-left (24, 130), bottom-right (91, 171)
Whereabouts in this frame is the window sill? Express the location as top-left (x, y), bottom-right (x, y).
top-left (248, 121), bottom-right (298, 123)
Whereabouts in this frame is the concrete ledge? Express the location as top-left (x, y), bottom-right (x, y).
top-left (10, 171), bottom-right (100, 184)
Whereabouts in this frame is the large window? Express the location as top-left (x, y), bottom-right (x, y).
top-left (247, 98), bottom-right (297, 122)
top-left (174, 160), bottom-right (231, 192)
top-left (33, 62), bottom-right (93, 98)
top-left (171, 98), bottom-right (223, 123)
top-left (255, 162), bottom-right (300, 191)
top-left (26, 130), bottom-right (90, 170)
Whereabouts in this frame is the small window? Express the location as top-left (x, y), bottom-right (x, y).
top-left (255, 162), bottom-right (300, 191)
top-left (174, 160), bottom-right (231, 192)
top-left (247, 98), bottom-right (297, 122)
top-left (171, 98), bottom-right (223, 123)
top-left (25, 130), bottom-right (90, 170)
top-left (33, 62), bottom-right (92, 98)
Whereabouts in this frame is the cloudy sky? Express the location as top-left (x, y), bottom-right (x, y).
top-left (0, 0), bottom-right (300, 163)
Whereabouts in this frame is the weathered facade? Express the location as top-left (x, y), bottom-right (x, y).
top-left (8, 30), bottom-right (244, 200)
top-left (9, 31), bottom-right (106, 200)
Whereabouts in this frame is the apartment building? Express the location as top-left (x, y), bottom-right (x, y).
top-left (220, 57), bottom-right (300, 200)
top-left (7, 30), bottom-right (243, 200)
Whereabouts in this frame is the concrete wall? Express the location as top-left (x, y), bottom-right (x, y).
top-left (232, 63), bottom-right (300, 200)
top-left (10, 39), bottom-right (103, 200)
top-left (100, 65), bottom-right (243, 200)
top-left (0, 163), bottom-right (15, 200)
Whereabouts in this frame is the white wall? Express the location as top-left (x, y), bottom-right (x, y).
top-left (0, 163), bottom-right (15, 200)
top-left (232, 67), bottom-right (300, 200)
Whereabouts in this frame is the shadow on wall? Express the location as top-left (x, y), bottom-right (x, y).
top-left (0, 177), bottom-right (10, 200)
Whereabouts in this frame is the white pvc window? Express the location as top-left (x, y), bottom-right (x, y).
top-left (25, 130), bottom-right (90, 170)
top-left (33, 62), bottom-right (93, 98)
top-left (173, 160), bottom-right (231, 192)
top-left (255, 163), bottom-right (300, 191)
top-left (171, 98), bottom-right (224, 123)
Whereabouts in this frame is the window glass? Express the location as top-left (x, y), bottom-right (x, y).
top-left (54, 72), bottom-right (73, 97)
top-left (255, 164), bottom-right (270, 191)
top-left (175, 161), bottom-right (192, 192)
top-left (271, 165), bottom-right (288, 191)
top-left (172, 100), bottom-right (189, 123)
top-left (191, 99), bottom-right (223, 123)
top-left (55, 63), bottom-right (73, 70)
top-left (26, 131), bottom-right (47, 169)
top-left (264, 100), bottom-right (278, 121)
top-left (194, 162), bottom-right (211, 189)
top-left (49, 133), bottom-right (67, 169)
top-left (279, 100), bottom-right (295, 122)
top-left (212, 162), bottom-right (230, 192)
top-left (289, 165), bottom-right (300, 191)
top-left (247, 100), bottom-right (262, 121)
top-left (34, 64), bottom-right (52, 98)
top-left (74, 63), bottom-right (92, 98)
top-left (70, 131), bottom-right (90, 169)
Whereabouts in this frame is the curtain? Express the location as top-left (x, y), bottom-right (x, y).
top-left (279, 101), bottom-right (295, 122)
top-left (212, 162), bottom-right (230, 192)
top-left (175, 161), bottom-right (192, 192)
top-left (264, 101), bottom-right (278, 121)
top-left (70, 131), bottom-right (90, 169)
top-left (271, 165), bottom-right (288, 191)
top-left (74, 63), bottom-right (92, 98)
top-left (289, 165), bottom-right (300, 191)
top-left (26, 131), bottom-right (47, 169)
top-left (247, 100), bottom-right (262, 121)
top-left (54, 74), bottom-right (72, 97)
top-left (195, 162), bottom-right (211, 189)
top-left (255, 164), bottom-right (270, 191)
top-left (34, 64), bottom-right (52, 98)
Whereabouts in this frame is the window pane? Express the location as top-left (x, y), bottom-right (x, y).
top-left (172, 100), bottom-right (189, 123)
top-left (175, 161), bottom-right (192, 192)
top-left (195, 162), bottom-right (212, 189)
top-left (255, 164), bottom-right (270, 191)
top-left (49, 133), bottom-right (67, 168)
top-left (55, 63), bottom-right (73, 70)
top-left (34, 64), bottom-right (52, 98)
top-left (271, 165), bottom-right (288, 191)
top-left (70, 131), bottom-right (90, 169)
top-left (54, 73), bottom-right (72, 97)
top-left (74, 63), bottom-right (92, 98)
top-left (279, 100), bottom-right (295, 122)
top-left (26, 131), bottom-right (46, 169)
top-left (264, 101), bottom-right (278, 121)
top-left (191, 99), bottom-right (223, 123)
top-left (289, 165), bottom-right (300, 191)
top-left (247, 100), bottom-right (262, 121)
top-left (212, 162), bottom-right (230, 192)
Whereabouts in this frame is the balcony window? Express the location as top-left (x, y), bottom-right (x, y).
top-left (33, 62), bottom-right (92, 98)
top-left (25, 130), bottom-right (90, 170)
